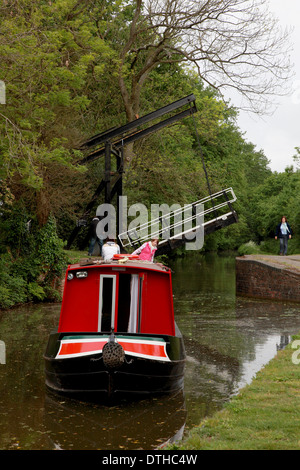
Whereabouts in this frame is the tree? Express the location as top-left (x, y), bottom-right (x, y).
top-left (0, 0), bottom-right (118, 224)
top-left (115, 0), bottom-right (292, 122)
top-left (1, 0), bottom-right (293, 215)
top-left (293, 147), bottom-right (300, 170)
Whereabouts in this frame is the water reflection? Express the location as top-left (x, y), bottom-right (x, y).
top-left (170, 253), bottom-right (300, 428)
top-left (0, 253), bottom-right (300, 449)
top-left (44, 390), bottom-right (186, 450)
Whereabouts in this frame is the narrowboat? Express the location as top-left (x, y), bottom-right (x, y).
top-left (44, 256), bottom-right (186, 399)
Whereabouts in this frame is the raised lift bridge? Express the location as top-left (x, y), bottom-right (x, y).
top-left (67, 94), bottom-right (238, 254)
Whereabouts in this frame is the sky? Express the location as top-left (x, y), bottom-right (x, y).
top-left (232, 0), bottom-right (300, 172)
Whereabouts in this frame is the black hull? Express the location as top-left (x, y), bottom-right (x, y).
top-left (44, 331), bottom-right (186, 399)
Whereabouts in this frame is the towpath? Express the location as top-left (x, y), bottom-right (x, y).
top-left (241, 254), bottom-right (300, 272)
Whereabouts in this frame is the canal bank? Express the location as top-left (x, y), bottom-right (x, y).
top-left (236, 255), bottom-right (300, 303)
top-left (171, 331), bottom-right (300, 450)
top-left (1, 253), bottom-right (300, 449)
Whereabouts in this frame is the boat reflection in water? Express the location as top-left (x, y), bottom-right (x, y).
top-left (44, 389), bottom-right (186, 450)
top-left (44, 256), bottom-right (186, 399)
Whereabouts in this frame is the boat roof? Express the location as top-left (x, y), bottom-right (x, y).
top-left (67, 258), bottom-right (171, 273)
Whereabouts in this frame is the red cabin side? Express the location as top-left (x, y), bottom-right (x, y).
top-left (139, 270), bottom-right (175, 335)
top-left (58, 263), bottom-right (175, 336)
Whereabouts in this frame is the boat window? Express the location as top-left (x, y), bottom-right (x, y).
top-left (98, 275), bottom-right (116, 332)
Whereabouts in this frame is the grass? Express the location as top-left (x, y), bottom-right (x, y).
top-left (64, 249), bottom-right (87, 264)
top-left (63, 248), bottom-right (300, 449)
top-left (172, 334), bottom-right (300, 450)
top-left (237, 238), bottom-right (300, 256)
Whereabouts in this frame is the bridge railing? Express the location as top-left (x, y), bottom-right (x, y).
top-left (118, 187), bottom-right (237, 249)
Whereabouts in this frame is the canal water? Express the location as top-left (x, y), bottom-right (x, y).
top-left (0, 253), bottom-right (299, 450)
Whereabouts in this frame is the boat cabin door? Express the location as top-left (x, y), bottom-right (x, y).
top-left (97, 272), bottom-right (144, 333)
top-left (98, 274), bottom-right (116, 332)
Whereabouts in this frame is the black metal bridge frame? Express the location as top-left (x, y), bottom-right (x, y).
top-left (66, 94), bottom-right (197, 249)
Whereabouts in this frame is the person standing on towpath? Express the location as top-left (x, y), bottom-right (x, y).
top-left (275, 216), bottom-right (292, 255)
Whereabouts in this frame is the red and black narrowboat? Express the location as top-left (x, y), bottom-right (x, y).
top-left (44, 256), bottom-right (186, 399)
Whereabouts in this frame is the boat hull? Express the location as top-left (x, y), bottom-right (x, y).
top-left (44, 331), bottom-right (185, 398)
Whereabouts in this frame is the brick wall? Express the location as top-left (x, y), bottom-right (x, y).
top-left (236, 257), bottom-right (300, 303)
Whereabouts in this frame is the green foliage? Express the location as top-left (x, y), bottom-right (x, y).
top-left (35, 215), bottom-right (67, 281)
top-left (237, 241), bottom-right (261, 256)
top-left (0, 0), bottom-right (299, 310)
top-left (246, 168), bottom-right (300, 243)
top-left (0, 214), bottom-right (67, 309)
top-left (0, 0), bottom-right (122, 226)
top-left (0, 258), bottom-right (28, 308)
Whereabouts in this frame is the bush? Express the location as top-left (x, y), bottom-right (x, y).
top-left (237, 240), bottom-right (261, 256)
top-left (35, 215), bottom-right (67, 283)
top-left (0, 215), bottom-right (67, 309)
top-left (0, 258), bottom-right (28, 308)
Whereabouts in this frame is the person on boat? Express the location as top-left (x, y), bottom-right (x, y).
top-left (102, 237), bottom-right (120, 261)
top-left (275, 216), bottom-right (292, 256)
top-left (88, 216), bottom-right (103, 256)
top-left (132, 238), bottom-right (159, 262)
